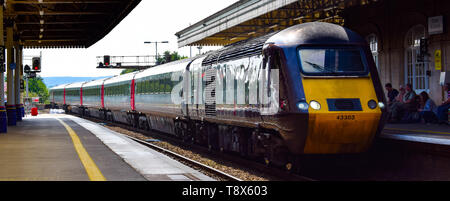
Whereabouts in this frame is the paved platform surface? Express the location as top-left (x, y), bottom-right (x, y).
top-left (382, 123), bottom-right (450, 145)
top-left (0, 114), bottom-right (213, 181)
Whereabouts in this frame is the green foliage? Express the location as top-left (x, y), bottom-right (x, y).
top-left (157, 51), bottom-right (188, 65)
top-left (28, 76), bottom-right (49, 104)
top-left (120, 69), bottom-right (139, 75)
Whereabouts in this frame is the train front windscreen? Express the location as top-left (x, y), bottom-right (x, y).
top-left (298, 46), bottom-right (369, 76)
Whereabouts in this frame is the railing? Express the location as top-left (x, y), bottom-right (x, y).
top-left (96, 55), bottom-right (157, 69)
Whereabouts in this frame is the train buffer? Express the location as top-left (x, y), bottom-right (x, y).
top-left (0, 114), bottom-right (213, 181)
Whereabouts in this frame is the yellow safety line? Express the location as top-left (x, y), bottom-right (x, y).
top-left (384, 128), bottom-right (450, 135)
top-left (57, 118), bottom-right (106, 181)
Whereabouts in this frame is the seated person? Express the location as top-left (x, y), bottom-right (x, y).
top-left (436, 83), bottom-right (450, 124)
top-left (418, 91), bottom-right (438, 123)
top-left (385, 83), bottom-right (399, 106)
top-left (389, 84), bottom-right (417, 122)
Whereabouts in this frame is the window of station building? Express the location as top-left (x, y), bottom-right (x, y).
top-left (405, 24), bottom-right (428, 93)
top-left (366, 34), bottom-right (379, 69)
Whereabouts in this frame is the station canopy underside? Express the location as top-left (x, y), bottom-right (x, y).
top-left (175, 0), bottom-right (378, 47)
top-left (6, 0), bottom-right (141, 48)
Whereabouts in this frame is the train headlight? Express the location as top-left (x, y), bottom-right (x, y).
top-left (368, 100), bottom-right (377, 109)
top-left (297, 102), bottom-right (309, 110)
top-left (378, 102), bottom-right (385, 109)
top-left (309, 101), bottom-right (321, 110)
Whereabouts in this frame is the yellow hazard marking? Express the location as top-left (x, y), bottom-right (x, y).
top-left (384, 127), bottom-right (450, 135)
top-left (57, 118), bottom-right (106, 181)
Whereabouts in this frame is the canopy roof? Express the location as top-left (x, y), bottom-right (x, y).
top-left (175, 0), bottom-right (378, 47)
top-left (5, 0), bottom-right (141, 48)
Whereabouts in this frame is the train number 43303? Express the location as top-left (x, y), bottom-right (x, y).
top-left (336, 115), bottom-right (356, 120)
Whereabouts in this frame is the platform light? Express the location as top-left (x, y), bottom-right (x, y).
top-left (40, 28), bottom-right (44, 33)
top-left (40, 19), bottom-right (44, 24)
top-left (39, 11), bottom-right (44, 16)
top-left (294, 16), bottom-right (305, 21)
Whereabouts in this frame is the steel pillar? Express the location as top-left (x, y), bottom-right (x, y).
top-left (0, 6), bottom-right (6, 133)
top-left (14, 45), bottom-right (22, 121)
top-left (6, 25), bottom-right (16, 126)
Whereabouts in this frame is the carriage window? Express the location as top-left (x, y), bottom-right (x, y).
top-left (298, 47), bottom-right (368, 76)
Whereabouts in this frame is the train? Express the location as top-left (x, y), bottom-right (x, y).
top-left (50, 22), bottom-right (387, 170)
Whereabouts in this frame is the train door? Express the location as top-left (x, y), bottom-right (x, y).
top-left (260, 53), bottom-right (280, 115)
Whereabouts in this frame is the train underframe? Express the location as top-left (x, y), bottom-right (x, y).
top-left (62, 105), bottom-right (299, 171)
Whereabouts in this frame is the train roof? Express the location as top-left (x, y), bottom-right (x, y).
top-left (49, 84), bottom-right (70, 91)
top-left (134, 57), bottom-right (196, 80)
top-left (266, 22), bottom-right (366, 46)
top-left (104, 71), bottom-right (139, 85)
top-left (65, 81), bottom-right (86, 89)
top-left (83, 77), bottom-right (113, 88)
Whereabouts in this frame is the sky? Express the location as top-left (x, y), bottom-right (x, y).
top-left (23, 0), bottom-right (239, 77)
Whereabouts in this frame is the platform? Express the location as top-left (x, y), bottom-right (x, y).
top-left (0, 114), bottom-right (213, 181)
top-left (381, 123), bottom-right (450, 145)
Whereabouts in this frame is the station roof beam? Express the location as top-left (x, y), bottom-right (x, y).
top-left (175, 0), bottom-right (379, 47)
top-left (4, 0), bottom-right (141, 48)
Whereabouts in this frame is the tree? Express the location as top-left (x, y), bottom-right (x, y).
top-left (120, 69), bottom-right (139, 75)
top-left (28, 76), bottom-right (49, 104)
top-left (157, 51), bottom-right (188, 65)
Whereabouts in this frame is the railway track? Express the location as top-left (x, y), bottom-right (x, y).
top-left (77, 114), bottom-right (314, 181)
top-left (124, 135), bottom-right (242, 181)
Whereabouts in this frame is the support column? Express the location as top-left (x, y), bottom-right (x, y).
top-left (14, 45), bottom-right (22, 121)
top-left (6, 23), bottom-right (16, 126)
top-left (0, 4), bottom-right (6, 133)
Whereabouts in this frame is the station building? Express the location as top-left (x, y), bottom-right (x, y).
top-left (345, 0), bottom-right (449, 103)
top-left (176, 0), bottom-right (450, 104)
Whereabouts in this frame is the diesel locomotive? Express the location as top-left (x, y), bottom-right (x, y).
top-left (50, 22), bottom-right (387, 170)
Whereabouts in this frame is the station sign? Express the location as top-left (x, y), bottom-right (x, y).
top-left (435, 50), bottom-right (442, 70)
top-left (428, 16), bottom-right (444, 35)
top-left (9, 62), bottom-right (16, 70)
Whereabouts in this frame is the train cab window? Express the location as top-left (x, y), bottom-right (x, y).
top-left (298, 47), bottom-right (368, 76)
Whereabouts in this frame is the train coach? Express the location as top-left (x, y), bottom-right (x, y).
top-left (50, 22), bottom-right (387, 170)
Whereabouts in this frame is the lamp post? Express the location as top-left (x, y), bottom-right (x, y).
top-left (197, 46), bottom-right (203, 55)
top-left (144, 41), bottom-right (168, 64)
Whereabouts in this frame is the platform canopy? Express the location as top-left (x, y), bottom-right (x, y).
top-left (4, 0), bottom-right (141, 48)
top-left (175, 0), bottom-right (378, 47)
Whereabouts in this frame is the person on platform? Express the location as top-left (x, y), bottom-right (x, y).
top-left (385, 83), bottom-right (399, 106)
top-left (389, 84), bottom-right (417, 122)
top-left (436, 83), bottom-right (450, 124)
top-left (418, 91), bottom-right (437, 123)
